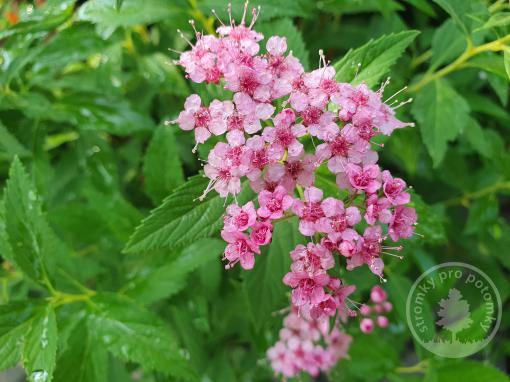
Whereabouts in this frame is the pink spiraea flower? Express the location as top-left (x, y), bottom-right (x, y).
top-left (221, 230), bottom-right (260, 270)
top-left (257, 185), bottom-right (293, 220)
top-left (174, 2), bottom-right (418, 378)
top-left (292, 186), bottom-right (327, 236)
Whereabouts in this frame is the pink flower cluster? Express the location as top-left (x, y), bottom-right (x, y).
top-left (359, 285), bottom-right (393, 333)
top-left (267, 309), bottom-right (352, 378)
top-left (173, 2), bottom-right (417, 378)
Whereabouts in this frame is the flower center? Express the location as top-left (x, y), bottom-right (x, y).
top-left (239, 71), bottom-right (259, 94)
top-left (301, 106), bottom-right (322, 125)
top-left (285, 161), bottom-right (303, 179)
top-left (330, 136), bottom-right (349, 157)
top-left (194, 107), bottom-right (211, 127)
top-left (275, 128), bottom-right (294, 147)
top-left (227, 114), bottom-right (244, 131)
top-left (301, 202), bottom-right (324, 221)
top-left (266, 196), bottom-right (282, 212)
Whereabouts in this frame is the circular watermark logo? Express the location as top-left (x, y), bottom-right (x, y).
top-left (406, 262), bottom-right (501, 358)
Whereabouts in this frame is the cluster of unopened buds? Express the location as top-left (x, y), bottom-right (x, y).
top-left (359, 285), bottom-right (393, 333)
top-left (171, 1), bottom-right (417, 378)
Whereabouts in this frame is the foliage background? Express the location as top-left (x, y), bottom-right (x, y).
top-left (0, 0), bottom-right (509, 381)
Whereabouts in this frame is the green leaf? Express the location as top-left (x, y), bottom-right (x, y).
top-left (256, 18), bottom-right (310, 70)
top-left (54, 318), bottom-right (107, 382)
top-left (77, 0), bottom-right (181, 37)
top-left (52, 93), bottom-right (154, 135)
top-left (34, 24), bottom-right (109, 69)
top-left (124, 176), bottom-right (253, 254)
top-left (243, 219), bottom-right (305, 330)
top-left (432, 0), bottom-right (489, 36)
top-left (0, 301), bottom-right (37, 370)
top-left (124, 238), bottom-right (224, 303)
top-left (331, 335), bottom-right (398, 382)
top-left (334, 30), bottom-right (419, 87)
top-left (0, 0), bottom-right (75, 39)
top-left (0, 120), bottom-right (30, 159)
top-left (462, 54), bottom-right (509, 79)
top-left (431, 20), bottom-right (466, 71)
top-left (0, 324), bottom-right (27, 370)
top-left (318, 0), bottom-right (403, 15)
top-left (504, 50), bottom-right (510, 80)
top-left (88, 293), bottom-right (197, 380)
top-left (2, 157), bottom-right (67, 282)
top-left (23, 306), bottom-right (58, 382)
top-left (144, 124), bottom-right (185, 204)
top-left (402, 0), bottom-right (436, 17)
top-left (464, 117), bottom-right (492, 158)
top-left (428, 360), bottom-right (510, 382)
top-left (138, 53), bottom-right (189, 94)
top-left (411, 79), bottom-right (470, 166)
top-left (201, 0), bottom-right (315, 20)
top-left (476, 12), bottom-right (510, 31)
top-left (409, 192), bottom-right (447, 245)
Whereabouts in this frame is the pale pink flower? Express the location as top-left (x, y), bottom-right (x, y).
top-left (336, 163), bottom-right (381, 193)
top-left (221, 230), bottom-right (260, 270)
top-left (224, 59), bottom-right (273, 102)
top-left (223, 201), bottom-right (257, 232)
top-left (257, 185), bottom-right (293, 220)
top-left (263, 109), bottom-right (306, 160)
top-left (265, 153), bottom-right (316, 192)
top-left (241, 135), bottom-right (271, 181)
top-left (290, 243), bottom-right (335, 274)
top-left (176, 94), bottom-right (215, 144)
top-left (177, 34), bottom-right (223, 84)
top-left (283, 269), bottom-right (330, 307)
top-left (316, 197), bottom-right (361, 241)
top-left (202, 143), bottom-right (246, 199)
top-left (292, 186), bottom-right (326, 236)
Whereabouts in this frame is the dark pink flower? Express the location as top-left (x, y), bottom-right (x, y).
top-left (250, 221), bottom-right (273, 245)
top-left (364, 194), bottom-right (392, 225)
top-left (388, 206), bottom-right (417, 241)
top-left (382, 170), bottom-right (411, 205)
top-left (360, 318), bottom-right (374, 333)
top-left (257, 185), bottom-right (293, 220)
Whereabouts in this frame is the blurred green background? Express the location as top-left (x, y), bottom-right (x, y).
top-left (0, 0), bottom-right (509, 381)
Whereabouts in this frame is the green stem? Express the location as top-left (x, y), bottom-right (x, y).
top-left (49, 290), bottom-right (96, 308)
top-left (443, 181), bottom-right (510, 207)
top-left (408, 34), bottom-right (510, 92)
top-left (410, 49), bottom-right (432, 69)
top-left (396, 360), bottom-right (429, 374)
